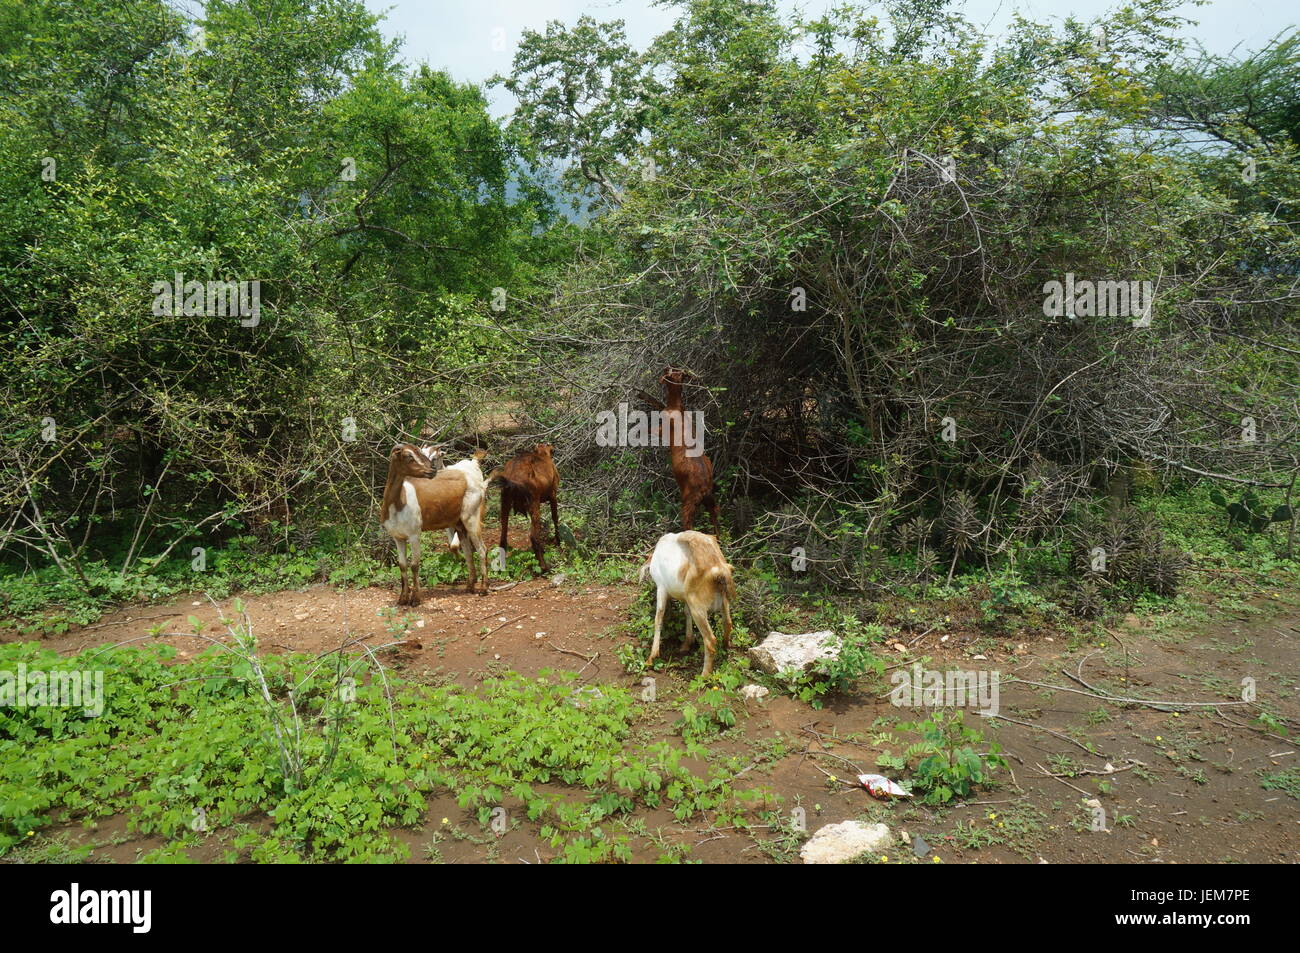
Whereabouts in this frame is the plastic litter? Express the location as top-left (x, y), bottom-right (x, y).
top-left (858, 774), bottom-right (911, 798)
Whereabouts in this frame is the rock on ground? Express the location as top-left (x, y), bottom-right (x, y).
top-left (748, 630), bottom-right (840, 676)
top-left (800, 821), bottom-right (895, 864)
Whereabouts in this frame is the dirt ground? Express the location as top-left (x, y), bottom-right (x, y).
top-left (10, 562), bottom-right (1300, 864)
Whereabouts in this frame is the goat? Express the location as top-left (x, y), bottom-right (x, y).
top-left (490, 444), bottom-right (561, 574)
top-left (381, 443), bottom-right (490, 604)
top-left (638, 530), bottom-right (735, 676)
top-left (423, 443), bottom-right (467, 553)
top-left (658, 367), bottom-right (720, 536)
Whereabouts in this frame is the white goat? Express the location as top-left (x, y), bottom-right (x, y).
top-left (638, 531), bottom-right (735, 676)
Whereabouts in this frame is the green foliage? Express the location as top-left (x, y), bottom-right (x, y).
top-left (1257, 765), bottom-right (1300, 800)
top-left (1208, 487), bottom-right (1294, 535)
top-left (877, 711), bottom-right (1006, 805)
top-left (780, 615), bottom-right (888, 708)
top-left (0, 634), bottom-right (770, 861)
top-left (0, 0), bottom-right (565, 592)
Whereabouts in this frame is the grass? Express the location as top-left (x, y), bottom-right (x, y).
top-left (1257, 766), bottom-right (1300, 800)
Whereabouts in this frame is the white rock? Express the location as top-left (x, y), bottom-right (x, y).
top-left (748, 631), bottom-right (840, 676)
top-left (800, 821), bottom-right (894, 864)
top-left (740, 684), bottom-right (769, 701)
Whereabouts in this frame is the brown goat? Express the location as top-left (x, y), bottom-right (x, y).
top-left (381, 443), bottom-right (490, 604)
top-left (659, 367), bottom-right (720, 536)
top-left (490, 444), bottom-right (561, 574)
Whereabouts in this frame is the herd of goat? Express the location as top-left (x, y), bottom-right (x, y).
top-left (379, 368), bottom-right (736, 674)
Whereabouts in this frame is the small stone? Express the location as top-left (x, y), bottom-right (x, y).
top-left (740, 685), bottom-right (769, 701)
top-left (912, 834), bottom-right (930, 857)
top-left (549, 574), bottom-right (566, 587)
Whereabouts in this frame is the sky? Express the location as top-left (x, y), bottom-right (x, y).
top-left (363, 0), bottom-right (1296, 115)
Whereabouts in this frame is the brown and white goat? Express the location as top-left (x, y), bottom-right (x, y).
top-left (638, 530), bottom-right (735, 676)
top-left (381, 444), bottom-right (490, 604)
top-left (491, 444), bottom-right (561, 574)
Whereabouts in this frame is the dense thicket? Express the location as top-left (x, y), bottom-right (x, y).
top-left (503, 0), bottom-right (1299, 568)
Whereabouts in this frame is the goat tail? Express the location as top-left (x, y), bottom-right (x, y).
top-left (485, 467), bottom-right (504, 487)
top-left (712, 564), bottom-right (736, 603)
top-left (637, 557), bottom-right (653, 585)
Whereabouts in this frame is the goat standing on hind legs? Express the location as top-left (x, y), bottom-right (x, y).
top-left (381, 444), bottom-right (491, 604)
top-left (490, 444), bottom-right (561, 575)
top-left (658, 367), bottom-right (720, 536)
top-left (640, 531), bottom-right (735, 676)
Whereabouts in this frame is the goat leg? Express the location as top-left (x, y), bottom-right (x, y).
top-left (457, 520), bottom-right (476, 593)
top-left (475, 532), bottom-right (489, 595)
top-left (691, 606), bottom-right (718, 677)
top-left (499, 495), bottom-right (511, 552)
top-left (648, 589), bottom-right (667, 665)
top-left (408, 535), bottom-right (423, 606)
top-left (394, 538), bottom-right (410, 605)
top-left (529, 504), bottom-right (549, 574)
